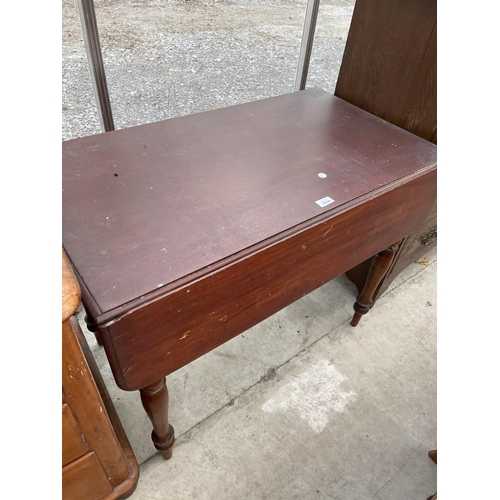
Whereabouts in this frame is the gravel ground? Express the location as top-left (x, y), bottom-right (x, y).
top-left (62, 0), bottom-right (355, 140)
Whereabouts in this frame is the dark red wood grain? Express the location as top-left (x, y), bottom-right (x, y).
top-left (62, 89), bottom-right (437, 319)
top-left (335, 0), bottom-right (437, 143)
top-left (62, 88), bottom-right (437, 392)
top-left (99, 169), bottom-right (436, 390)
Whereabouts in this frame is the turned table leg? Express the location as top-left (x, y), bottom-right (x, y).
top-left (140, 378), bottom-right (175, 460)
top-left (84, 314), bottom-right (103, 346)
top-left (351, 241), bottom-right (401, 327)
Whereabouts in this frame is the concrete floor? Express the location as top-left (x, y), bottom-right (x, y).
top-left (78, 247), bottom-right (437, 500)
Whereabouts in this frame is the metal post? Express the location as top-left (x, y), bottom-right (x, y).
top-left (294, 0), bottom-right (321, 92)
top-left (76, 0), bottom-right (114, 132)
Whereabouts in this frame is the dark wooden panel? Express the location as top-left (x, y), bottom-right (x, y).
top-left (336, 0), bottom-right (437, 299)
top-left (62, 452), bottom-right (113, 500)
top-left (400, 22), bottom-right (437, 143)
top-left (102, 169), bottom-right (436, 391)
top-left (335, 0), bottom-right (437, 143)
top-left (62, 404), bottom-right (88, 467)
top-left (63, 89), bottom-right (437, 316)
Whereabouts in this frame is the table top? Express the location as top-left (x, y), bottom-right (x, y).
top-left (62, 88), bottom-right (436, 319)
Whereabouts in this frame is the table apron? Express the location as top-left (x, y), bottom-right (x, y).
top-left (99, 170), bottom-right (436, 390)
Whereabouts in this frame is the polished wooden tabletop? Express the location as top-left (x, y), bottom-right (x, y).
top-left (62, 88), bottom-right (437, 321)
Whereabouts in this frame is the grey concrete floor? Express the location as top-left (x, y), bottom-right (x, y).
top-left (78, 247), bottom-right (437, 499)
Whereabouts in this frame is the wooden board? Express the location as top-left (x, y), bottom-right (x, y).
top-left (335, 0), bottom-right (437, 143)
top-left (62, 452), bottom-right (113, 500)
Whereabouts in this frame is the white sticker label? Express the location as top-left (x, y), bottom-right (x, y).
top-left (315, 196), bottom-right (335, 208)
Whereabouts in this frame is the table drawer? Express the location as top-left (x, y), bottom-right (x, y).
top-left (62, 452), bottom-right (113, 500)
top-left (62, 403), bottom-right (88, 467)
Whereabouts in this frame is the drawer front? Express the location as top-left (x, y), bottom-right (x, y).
top-left (62, 452), bottom-right (113, 500)
top-left (62, 404), bottom-right (88, 467)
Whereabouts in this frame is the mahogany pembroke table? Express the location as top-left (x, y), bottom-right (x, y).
top-left (62, 88), bottom-right (437, 459)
